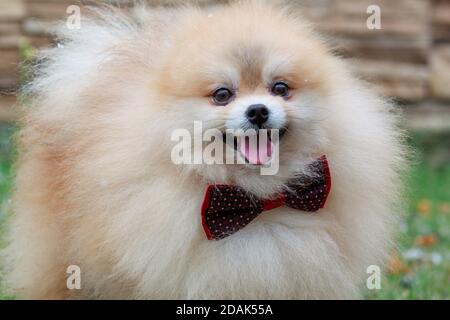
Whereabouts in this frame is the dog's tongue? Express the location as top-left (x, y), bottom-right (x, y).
top-left (240, 136), bottom-right (273, 165)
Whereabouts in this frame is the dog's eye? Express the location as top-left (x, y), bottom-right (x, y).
top-left (212, 88), bottom-right (234, 106)
top-left (271, 82), bottom-right (290, 97)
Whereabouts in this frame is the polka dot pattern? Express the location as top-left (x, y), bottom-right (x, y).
top-left (284, 158), bottom-right (329, 212)
top-left (202, 155), bottom-right (331, 240)
top-left (204, 186), bottom-right (263, 240)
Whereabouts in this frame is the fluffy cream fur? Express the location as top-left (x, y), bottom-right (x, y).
top-left (2, 1), bottom-right (406, 299)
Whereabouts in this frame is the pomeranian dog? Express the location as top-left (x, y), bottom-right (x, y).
top-left (2, 1), bottom-right (405, 299)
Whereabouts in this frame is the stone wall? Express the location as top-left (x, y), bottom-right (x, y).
top-left (1, 0), bottom-right (450, 124)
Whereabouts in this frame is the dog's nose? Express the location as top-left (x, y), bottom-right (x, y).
top-left (246, 104), bottom-right (270, 128)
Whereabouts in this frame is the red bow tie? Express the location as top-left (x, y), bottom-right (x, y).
top-left (201, 155), bottom-right (331, 240)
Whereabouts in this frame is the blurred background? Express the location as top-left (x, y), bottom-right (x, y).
top-left (0, 0), bottom-right (449, 299)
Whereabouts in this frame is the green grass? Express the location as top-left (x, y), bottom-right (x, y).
top-left (365, 132), bottom-right (450, 299)
top-left (0, 123), bottom-right (16, 300)
top-left (0, 125), bottom-right (448, 299)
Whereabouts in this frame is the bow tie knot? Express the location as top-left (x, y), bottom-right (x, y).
top-left (201, 155), bottom-right (331, 240)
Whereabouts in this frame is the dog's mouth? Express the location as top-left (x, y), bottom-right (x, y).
top-left (222, 128), bottom-right (287, 165)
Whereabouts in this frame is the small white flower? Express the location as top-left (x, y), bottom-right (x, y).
top-left (403, 248), bottom-right (424, 261)
top-left (430, 252), bottom-right (443, 265)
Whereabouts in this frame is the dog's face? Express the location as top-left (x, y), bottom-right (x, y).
top-left (146, 5), bottom-right (340, 195)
